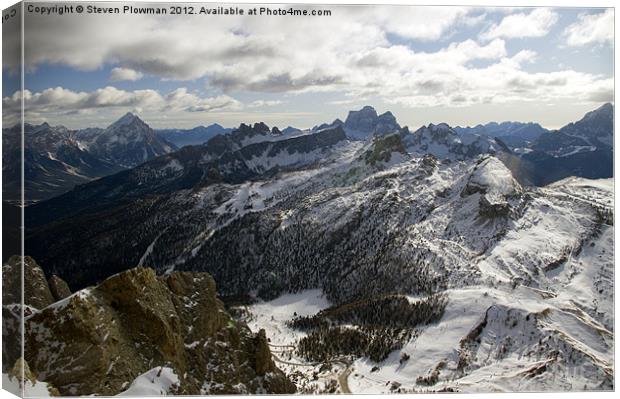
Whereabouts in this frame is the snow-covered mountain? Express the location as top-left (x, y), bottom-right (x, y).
top-left (25, 125), bottom-right (349, 228)
top-left (531, 103), bottom-right (613, 154)
top-left (3, 113), bottom-right (179, 202)
top-left (403, 123), bottom-right (509, 159)
top-left (454, 121), bottom-right (548, 149)
top-left (513, 103), bottom-right (613, 185)
top-left (449, 104), bottom-right (613, 186)
top-left (25, 132), bottom-right (613, 392)
top-left (2, 123), bottom-right (121, 202)
top-left (75, 112), bottom-right (176, 168)
top-left (14, 104), bottom-right (615, 394)
top-left (312, 118), bottom-right (344, 133)
top-left (201, 122), bottom-right (304, 158)
top-left (555, 102), bottom-right (613, 148)
top-left (282, 126), bottom-right (303, 135)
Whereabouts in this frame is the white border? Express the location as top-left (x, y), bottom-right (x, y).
top-left (0, 1), bottom-right (616, 399)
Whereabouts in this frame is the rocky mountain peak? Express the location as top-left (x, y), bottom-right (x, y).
top-left (14, 263), bottom-right (295, 395)
top-left (102, 113), bottom-right (155, 140)
top-left (461, 156), bottom-right (524, 218)
top-left (78, 112), bottom-right (176, 167)
top-left (427, 122), bottom-right (452, 132)
top-left (415, 123), bottom-right (458, 142)
top-left (111, 112), bottom-right (143, 127)
top-left (281, 126), bottom-right (301, 135)
top-left (345, 105), bottom-right (378, 130)
top-left (344, 106), bottom-right (400, 138)
top-left (546, 102), bottom-right (613, 149)
top-left (575, 102), bottom-right (613, 134)
top-left (312, 118), bottom-right (344, 132)
top-left (404, 122), bottom-right (505, 160)
top-left (586, 102), bottom-right (613, 119)
top-left (253, 122), bottom-right (270, 134)
top-left (232, 122), bottom-right (271, 139)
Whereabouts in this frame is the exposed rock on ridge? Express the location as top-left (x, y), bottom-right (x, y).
top-left (21, 265), bottom-right (295, 395)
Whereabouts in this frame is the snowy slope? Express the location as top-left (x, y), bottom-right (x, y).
top-left (2, 373), bottom-right (54, 397)
top-left (117, 367), bottom-right (180, 396)
top-left (238, 171), bottom-right (613, 393)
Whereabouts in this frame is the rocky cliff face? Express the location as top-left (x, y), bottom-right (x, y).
top-left (2, 255), bottom-right (64, 310)
top-left (16, 263), bottom-right (294, 395)
top-left (48, 275), bottom-right (71, 302)
top-left (344, 106), bottom-right (400, 139)
top-left (3, 256), bottom-right (72, 377)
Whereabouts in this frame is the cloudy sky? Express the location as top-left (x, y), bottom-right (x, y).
top-left (2, 2), bottom-right (614, 130)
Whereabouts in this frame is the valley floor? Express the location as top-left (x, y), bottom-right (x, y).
top-left (245, 221), bottom-right (614, 393)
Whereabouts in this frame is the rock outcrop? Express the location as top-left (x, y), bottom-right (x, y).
top-left (2, 255), bottom-right (55, 309)
top-left (47, 275), bottom-right (72, 301)
top-left (362, 133), bottom-right (408, 166)
top-left (2, 256), bottom-right (72, 373)
top-left (17, 264), bottom-right (294, 395)
top-left (461, 157), bottom-right (524, 219)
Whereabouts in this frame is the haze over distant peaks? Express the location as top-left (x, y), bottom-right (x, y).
top-left (156, 123), bottom-right (232, 148)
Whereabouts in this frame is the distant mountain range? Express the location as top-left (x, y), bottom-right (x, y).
top-left (510, 103), bottom-right (613, 185)
top-left (156, 124), bottom-right (232, 148)
top-left (2, 113), bottom-right (176, 202)
top-left (3, 103), bottom-right (613, 204)
top-left (2, 122), bottom-right (122, 203)
top-left (455, 121), bottom-right (548, 148)
top-left (21, 102), bottom-right (613, 289)
top-left (451, 103), bottom-right (613, 185)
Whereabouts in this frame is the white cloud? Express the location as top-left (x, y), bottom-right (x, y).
top-left (368, 7), bottom-right (471, 41)
top-left (110, 67), bottom-right (144, 81)
top-left (2, 86), bottom-right (242, 124)
top-left (4, 6), bottom-right (611, 126)
top-left (481, 9), bottom-right (558, 40)
top-left (385, 61), bottom-right (613, 109)
top-left (247, 100), bottom-right (285, 108)
top-left (564, 9), bottom-right (614, 47)
top-left (15, 6), bottom-right (477, 81)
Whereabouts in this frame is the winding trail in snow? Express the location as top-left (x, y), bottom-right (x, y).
top-left (270, 345), bottom-right (353, 393)
top-left (337, 365), bottom-right (352, 394)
